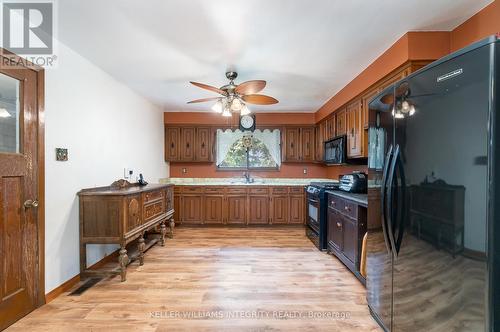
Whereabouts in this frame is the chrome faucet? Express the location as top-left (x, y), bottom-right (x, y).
top-left (243, 171), bottom-right (253, 184)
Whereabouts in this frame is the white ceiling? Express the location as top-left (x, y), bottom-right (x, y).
top-left (58, 0), bottom-right (492, 113)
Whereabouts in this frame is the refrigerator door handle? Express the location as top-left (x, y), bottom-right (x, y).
top-left (386, 145), bottom-right (399, 258)
top-left (393, 145), bottom-right (407, 257)
top-left (380, 145), bottom-right (394, 255)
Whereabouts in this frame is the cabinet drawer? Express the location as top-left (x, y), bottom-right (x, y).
top-left (249, 187), bottom-right (269, 195)
top-left (144, 200), bottom-right (165, 221)
top-left (329, 195), bottom-right (342, 210)
top-left (289, 186), bottom-right (304, 194)
top-left (181, 186), bottom-right (204, 194)
top-left (329, 194), bottom-right (358, 219)
top-left (342, 201), bottom-right (357, 219)
top-left (272, 187), bottom-right (288, 194)
top-left (205, 187), bottom-right (225, 194)
top-left (227, 187), bottom-right (247, 194)
top-left (143, 190), bottom-right (164, 203)
top-left (173, 186), bottom-right (181, 194)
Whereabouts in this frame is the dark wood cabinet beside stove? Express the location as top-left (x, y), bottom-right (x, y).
top-left (78, 180), bottom-right (175, 282)
top-left (326, 192), bottom-right (367, 283)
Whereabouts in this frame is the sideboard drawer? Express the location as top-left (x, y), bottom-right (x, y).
top-left (143, 190), bottom-right (164, 203)
top-left (226, 187), bottom-right (247, 194)
top-left (205, 187), bottom-right (225, 194)
top-left (272, 187), bottom-right (288, 194)
top-left (144, 200), bottom-right (165, 221)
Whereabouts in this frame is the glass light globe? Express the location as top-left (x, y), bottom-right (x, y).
top-left (211, 100), bottom-right (223, 113)
top-left (240, 105), bottom-right (251, 115)
top-left (230, 98), bottom-right (243, 111)
top-left (222, 108), bottom-right (232, 117)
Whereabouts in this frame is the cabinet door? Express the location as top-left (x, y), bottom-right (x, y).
top-left (196, 127), bottom-right (212, 162)
top-left (165, 187), bottom-right (174, 212)
top-left (335, 109), bottom-right (347, 136)
top-left (248, 196), bottom-right (269, 224)
top-left (204, 195), bottom-right (223, 224)
top-left (301, 127), bottom-right (315, 162)
top-left (346, 101), bottom-right (363, 158)
top-left (325, 115), bottom-right (335, 140)
top-left (182, 195), bottom-right (202, 223)
top-left (271, 196), bottom-right (288, 224)
top-left (226, 196), bottom-right (247, 224)
top-left (342, 217), bottom-right (358, 265)
top-left (173, 193), bottom-right (181, 222)
top-left (165, 127), bottom-right (180, 161)
top-left (284, 127), bottom-right (300, 162)
top-left (180, 127), bottom-right (196, 161)
top-left (289, 195), bottom-right (305, 224)
top-left (361, 88), bottom-right (379, 130)
top-left (315, 122), bottom-right (325, 162)
top-left (327, 208), bottom-right (343, 251)
top-left (126, 195), bottom-right (142, 232)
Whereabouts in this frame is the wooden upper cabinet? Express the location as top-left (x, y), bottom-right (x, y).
top-left (196, 127), bottom-right (212, 162)
top-left (165, 127), bottom-right (180, 161)
top-left (325, 115), bottom-right (336, 140)
top-left (361, 88), bottom-right (379, 130)
top-left (301, 127), bottom-right (315, 162)
top-left (336, 108), bottom-right (347, 136)
top-left (378, 67), bottom-right (411, 91)
top-left (315, 122), bottom-right (325, 162)
top-left (346, 100), bottom-right (363, 158)
top-left (180, 127), bottom-right (196, 161)
top-left (284, 127), bottom-right (301, 162)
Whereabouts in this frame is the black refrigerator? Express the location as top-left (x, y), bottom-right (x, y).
top-left (367, 35), bottom-right (500, 331)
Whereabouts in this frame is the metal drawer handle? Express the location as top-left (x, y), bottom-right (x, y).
top-left (24, 199), bottom-right (39, 209)
top-left (336, 222), bottom-right (342, 228)
top-left (345, 206), bottom-right (350, 211)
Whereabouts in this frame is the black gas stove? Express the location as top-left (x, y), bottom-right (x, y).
top-left (305, 182), bottom-right (340, 250)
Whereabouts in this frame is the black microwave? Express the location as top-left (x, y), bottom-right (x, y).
top-left (324, 135), bottom-right (347, 165)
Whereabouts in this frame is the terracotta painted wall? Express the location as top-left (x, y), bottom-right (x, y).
top-left (165, 112), bottom-right (328, 178)
top-left (451, 0), bottom-right (500, 51)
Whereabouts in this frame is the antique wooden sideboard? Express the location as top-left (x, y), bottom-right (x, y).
top-left (78, 180), bottom-right (175, 281)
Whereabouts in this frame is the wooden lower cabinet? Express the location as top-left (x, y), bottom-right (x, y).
top-left (271, 196), bottom-right (288, 224)
top-left (204, 196), bottom-right (223, 224)
top-left (289, 195), bottom-right (305, 224)
top-left (226, 195), bottom-right (247, 224)
top-left (248, 196), bottom-right (270, 224)
top-left (174, 186), bottom-right (306, 225)
top-left (181, 195), bottom-right (202, 224)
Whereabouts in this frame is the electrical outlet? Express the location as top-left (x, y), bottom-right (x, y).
top-left (182, 168), bottom-right (187, 174)
top-left (303, 168), bottom-right (308, 174)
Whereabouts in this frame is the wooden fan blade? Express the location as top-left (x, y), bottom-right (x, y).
top-left (187, 97), bottom-right (220, 104)
top-left (381, 94), bottom-right (394, 105)
top-left (190, 81), bottom-right (226, 95)
top-left (242, 94), bottom-right (278, 105)
top-left (235, 80), bottom-right (266, 95)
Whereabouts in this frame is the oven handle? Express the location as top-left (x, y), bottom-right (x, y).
top-left (380, 144), bottom-right (393, 256)
top-left (307, 198), bottom-right (320, 205)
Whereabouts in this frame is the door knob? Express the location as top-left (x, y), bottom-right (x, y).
top-left (24, 199), bottom-right (39, 209)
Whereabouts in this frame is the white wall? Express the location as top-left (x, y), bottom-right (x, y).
top-left (45, 41), bottom-right (168, 293)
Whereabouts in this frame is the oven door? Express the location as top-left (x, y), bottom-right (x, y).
top-left (306, 195), bottom-right (321, 233)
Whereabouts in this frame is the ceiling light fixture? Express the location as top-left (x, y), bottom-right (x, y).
top-left (222, 108), bottom-right (232, 117)
top-left (211, 99), bottom-right (223, 113)
top-left (0, 108), bottom-right (11, 118)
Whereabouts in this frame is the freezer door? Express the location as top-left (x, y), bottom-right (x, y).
top-left (391, 42), bottom-right (491, 331)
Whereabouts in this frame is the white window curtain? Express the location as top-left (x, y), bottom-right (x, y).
top-left (253, 129), bottom-right (281, 166)
top-left (216, 128), bottom-right (281, 166)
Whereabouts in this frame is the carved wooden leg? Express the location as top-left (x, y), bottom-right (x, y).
top-left (168, 218), bottom-right (175, 239)
top-left (138, 234), bottom-right (145, 266)
top-left (160, 221), bottom-right (167, 246)
top-left (118, 245), bottom-right (129, 282)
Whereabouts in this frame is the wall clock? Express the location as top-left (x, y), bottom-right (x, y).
top-left (239, 114), bottom-right (256, 131)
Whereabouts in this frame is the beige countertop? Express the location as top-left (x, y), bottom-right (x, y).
top-left (159, 178), bottom-right (337, 186)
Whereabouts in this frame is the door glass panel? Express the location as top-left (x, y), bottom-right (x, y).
top-left (0, 74), bottom-right (20, 153)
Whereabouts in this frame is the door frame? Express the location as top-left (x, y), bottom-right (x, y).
top-left (0, 48), bottom-right (45, 306)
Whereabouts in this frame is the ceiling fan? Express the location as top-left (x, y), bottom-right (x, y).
top-left (187, 71), bottom-right (278, 117)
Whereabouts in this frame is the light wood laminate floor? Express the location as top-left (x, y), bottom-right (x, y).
top-left (9, 227), bottom-right (381, 332)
